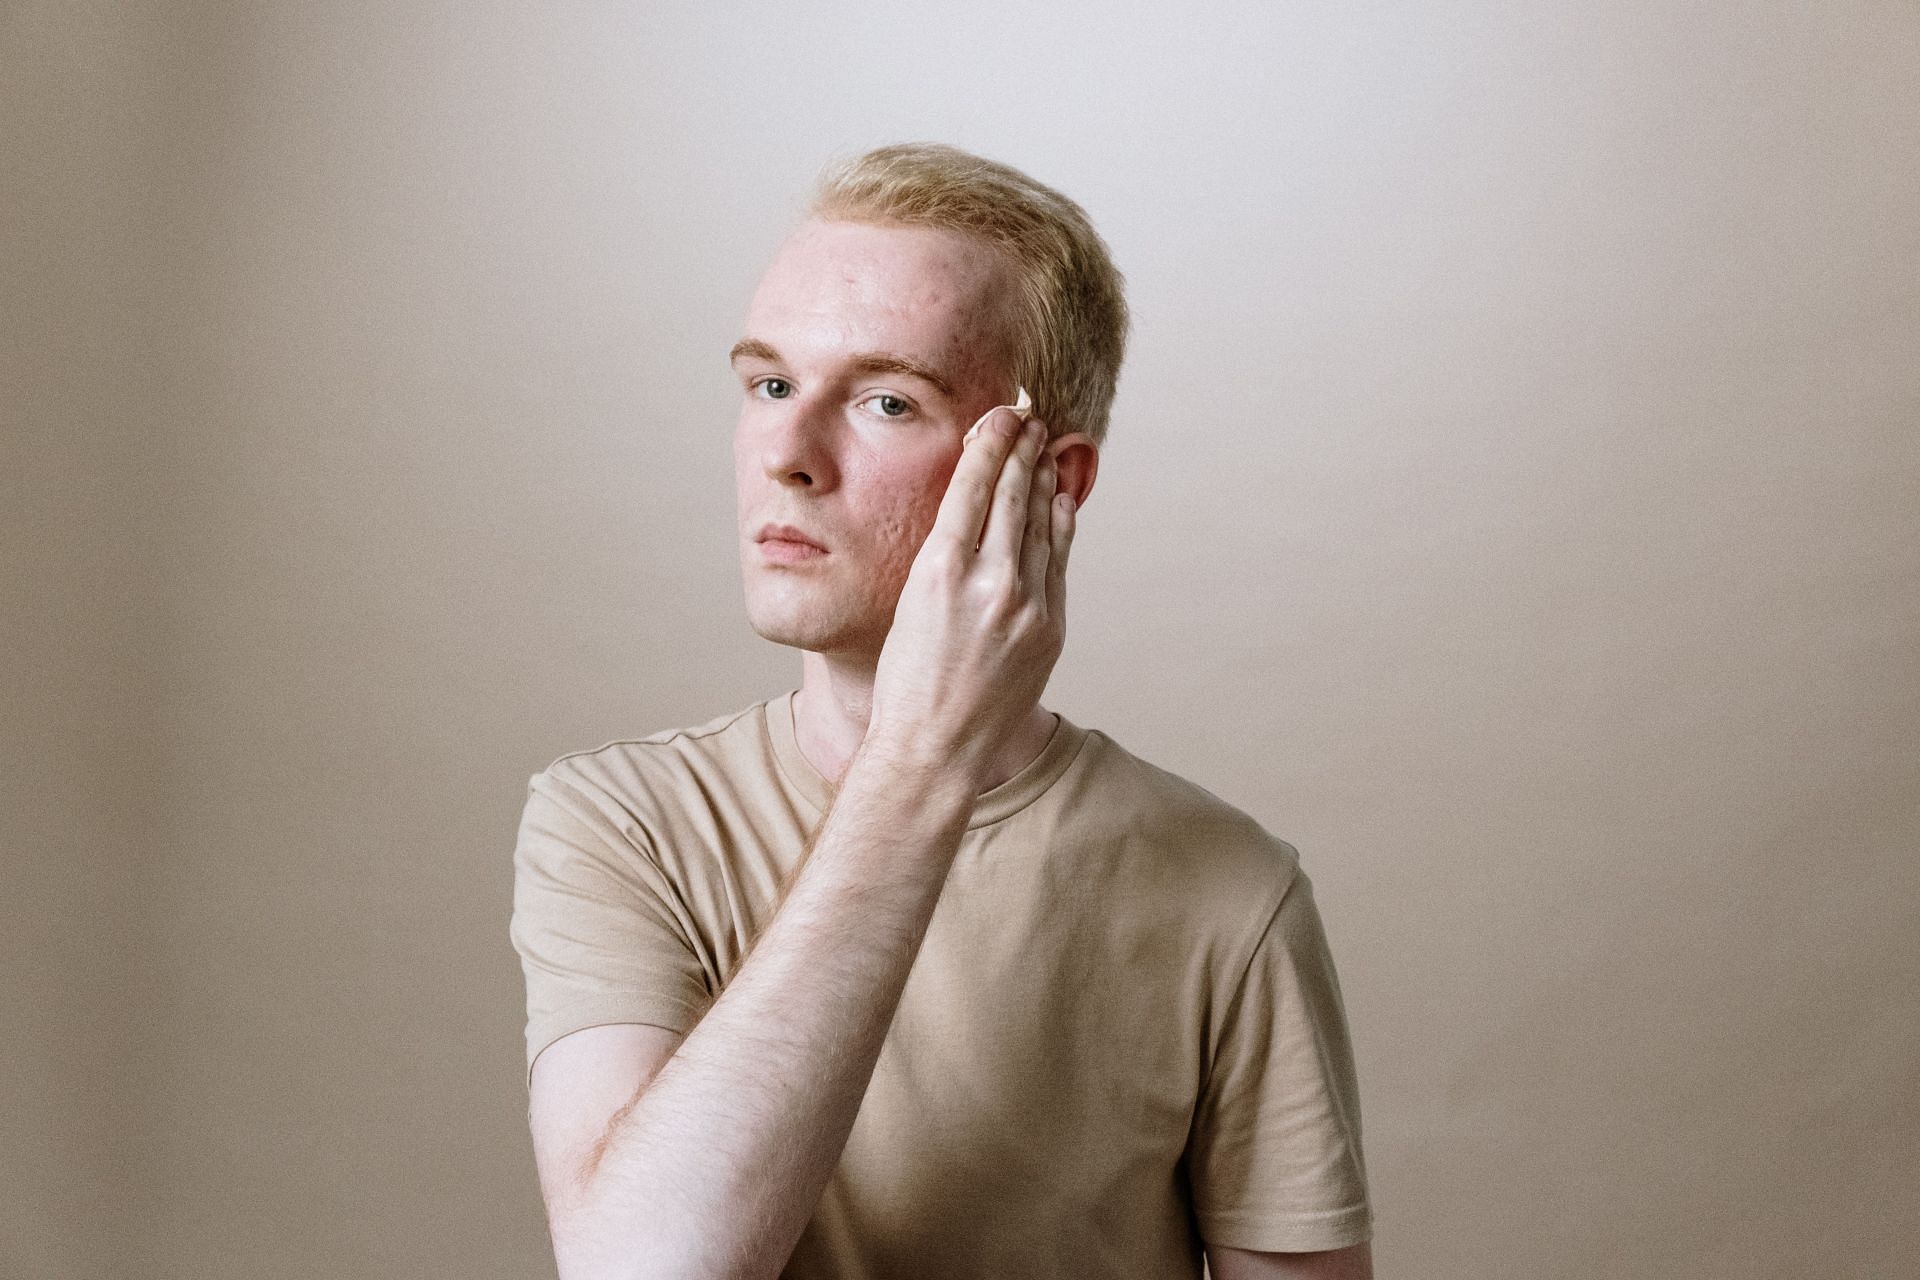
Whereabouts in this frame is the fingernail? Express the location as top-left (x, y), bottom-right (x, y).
top-left (963, 423), bottom-right (981, 445)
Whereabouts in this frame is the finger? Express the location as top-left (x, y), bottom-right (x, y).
top-left (1019, 448), bottom-right (1057, 600)
top-left (929, 406), bottom-right (1027, 556)
top-left (978, 417), bottom-right (1046, 564)
top-left (1044, 481), bottom-right (1075, 620)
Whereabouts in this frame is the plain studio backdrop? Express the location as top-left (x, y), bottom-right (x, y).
top-left (5, 2), bottom-right (1916, 1277)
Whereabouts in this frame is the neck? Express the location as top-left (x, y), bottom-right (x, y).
top-left (791, 649), bottom-right (1057, 793)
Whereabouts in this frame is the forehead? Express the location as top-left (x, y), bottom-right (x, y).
top-left (745, 218), bottom-right (1018, 374)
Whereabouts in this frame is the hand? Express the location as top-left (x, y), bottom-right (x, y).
top-left (865, 406), bottom-right (1077, 785)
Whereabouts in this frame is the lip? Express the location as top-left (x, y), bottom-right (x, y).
top-left (754, 523), bottom-right (827, 551)
top-left (759, 538), bottom-right (825, 563)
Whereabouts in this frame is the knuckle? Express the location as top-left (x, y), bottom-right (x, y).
top-left (968, 574), bottom-right (1021, 617)
top-left (973, 569), bottom-right (1016, 600)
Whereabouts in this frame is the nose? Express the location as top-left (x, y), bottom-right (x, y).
top-left (752, 390), bottom-right (840, 491)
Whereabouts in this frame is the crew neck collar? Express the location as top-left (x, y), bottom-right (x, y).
top-left (764, 688), bottom-right (1087, 830)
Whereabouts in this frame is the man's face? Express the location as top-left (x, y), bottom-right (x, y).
top-left (732, 217), bottom-right (1024, 657)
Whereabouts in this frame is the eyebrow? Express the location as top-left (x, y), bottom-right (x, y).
top-left (728, 338), bottom-right (955, 399)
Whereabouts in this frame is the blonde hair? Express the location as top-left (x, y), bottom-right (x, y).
top-left (808, 142), bottom-right (1129, 446)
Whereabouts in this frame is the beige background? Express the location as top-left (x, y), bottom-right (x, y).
top-left (6, 2), bottom-right (1916, 1276)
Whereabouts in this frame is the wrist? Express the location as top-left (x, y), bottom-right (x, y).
top-left (846, 732), bottom-right (979, 813)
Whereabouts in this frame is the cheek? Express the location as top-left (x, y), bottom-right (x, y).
top-left (850, 453), bottom-right (958, 578)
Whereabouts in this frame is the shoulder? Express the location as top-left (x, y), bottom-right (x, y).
top-left (1070, 726), bottom-right (1304, 903)
top-left (528, 697), bottom-right (774, 821)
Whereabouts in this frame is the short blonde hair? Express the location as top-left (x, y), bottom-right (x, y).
top-left (809, 142), bottom-right (1129, 447)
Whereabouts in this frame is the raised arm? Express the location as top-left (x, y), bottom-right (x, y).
top-left (543, 750), bottom-right (975, 1278)
top-left (539, 407), bottom-right (1073, 1280)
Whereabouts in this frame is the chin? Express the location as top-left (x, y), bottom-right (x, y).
top-left (747, 617), bottom-right (833, 653)
top-left (743, 595), bottom-right (886, 656)
top-left (744, 592), bottom-right (839, 650)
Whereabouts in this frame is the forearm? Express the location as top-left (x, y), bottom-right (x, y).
top-left (551, 745), bottom-right (975, 1280)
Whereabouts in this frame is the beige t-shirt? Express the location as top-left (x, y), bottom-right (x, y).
top-left (510, 690), bottom-right (1371, 1274)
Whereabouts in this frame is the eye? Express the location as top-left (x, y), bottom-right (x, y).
top-left (752, 377), bottom-right (794, 400)
top-left (859, 392), bottom-right (913, 419)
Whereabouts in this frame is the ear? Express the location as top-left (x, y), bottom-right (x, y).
top-left (1042, 432), bottom-right (1099, 512)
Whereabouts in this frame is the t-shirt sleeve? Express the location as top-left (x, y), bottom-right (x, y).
top-left (509, 764), bottom-right (715, 1091)
top-left (1187, 865), bottom-right (1373, 1252)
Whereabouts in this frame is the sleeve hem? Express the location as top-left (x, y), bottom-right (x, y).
top-left (525, 992), bottom-right (706, 1090)
top-left (1197, 1203), bottom-right (1374, 1253)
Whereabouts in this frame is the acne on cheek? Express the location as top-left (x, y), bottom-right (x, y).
top-left (867, 502), bottom-right (946, 573)
top-left (870, 507), bottom-right (922, 551)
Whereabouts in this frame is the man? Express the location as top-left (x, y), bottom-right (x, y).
top-left (511, 143), bottom-right (1374, 1279)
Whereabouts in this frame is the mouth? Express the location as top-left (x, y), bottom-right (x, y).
top-left (753, 523), bottom-right (828, 562)
top-left (756, 525), bottom-right (825, 552)
top-left (759, 541), bottom-right (825, 563)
